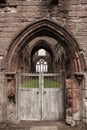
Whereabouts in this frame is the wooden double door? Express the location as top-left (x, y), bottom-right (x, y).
top-left (18, 73), bottom-right (64, 120)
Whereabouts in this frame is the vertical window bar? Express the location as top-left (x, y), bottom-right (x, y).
top-left (33, 76), bottom-right (34, 88)
top-left (53, 76), bottom-right (54, 88)
top-left (44, 64), bottom-right (46, 73)
top-left (31, 75), bottom-right (32, 88)
top-left (48, 76), bottom-right (49, 88)
top-left (60, 74), bottom-right (62, 87)
top-left (57, 75), bottom-right (59, 88)
top-left (56, 75), bottom-right (58, 88)
top-left (47, 76), bottom-right (48, 88)
top-left (45, 76), bottom-right (47, 88)
top-left (37, 76), bottom-right (38, 88)
top-left (26, 75), bottom-right (27, 88)
top-left (32, 75), bottom-right (33, 88)
top-left (44, 76), bottom-right (47, 88)
top-left (29, 75), bottom-right (31, 88)
top-left (21, 74), bottom-right (23, 88)
top-left (51, 76), bottom-right (52, 88)
top-left (32, 76), bottom-right (35, 88)
top-left (55, 75), bottom-right (56, 88)
top-left (27, 75), bottom-right (28, 88)
top-left (25, 75), bottom-right (26, 88)
top-left (35, 76), bottom-right (36, 88)
top-left (36, 76), bottom-right (37, 88)
top-left (55, 75), bottom-right (57, 88)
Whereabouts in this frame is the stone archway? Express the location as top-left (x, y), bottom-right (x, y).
top-left (30, 39), bottom-right (55, 73)
top-left (6, 19), bottom-right (85, 72)
top-left (4, 19), bottom-right (86, 123)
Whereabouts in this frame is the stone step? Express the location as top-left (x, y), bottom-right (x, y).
top-left (20, 120), bottom-right (62, 126)
top-left (0, 121), bottom-right (86, 130)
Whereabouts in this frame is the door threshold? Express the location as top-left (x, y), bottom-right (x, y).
top-left (20, 120), bottom-right (65, 126)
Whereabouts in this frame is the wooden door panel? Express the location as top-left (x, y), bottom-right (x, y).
top-left (19, 89), bottom-right (41, 120)
top-left (43, 88), bottom-right (64, 120)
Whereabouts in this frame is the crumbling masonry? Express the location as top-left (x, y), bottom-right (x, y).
top-left (0, 0), bottom-right (87, 126)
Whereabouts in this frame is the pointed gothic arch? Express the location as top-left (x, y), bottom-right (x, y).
top-left (5, 19), bottom-right (86, 72)
top-left (4, 19), bottom-right (86, 122)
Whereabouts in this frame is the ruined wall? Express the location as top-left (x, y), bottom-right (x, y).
top-left (0, 0), bottom-right (87, 123)
top-left (0, 0), bottom-right (87, 66)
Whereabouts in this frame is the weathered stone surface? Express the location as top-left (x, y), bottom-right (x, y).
top-left (7, 103), bottom-right (16, 120)
top-left (81, 0), bottom-right (87, 4)
top-left (30, 126), bottom-right (58, 130)
top-left (68, 0), bottom-right (80, 5)
top-left (0, 0), bottom-right (87, 125)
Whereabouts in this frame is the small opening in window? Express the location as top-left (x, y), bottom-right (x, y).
top-left (0, 0), bottom-right (6, 4)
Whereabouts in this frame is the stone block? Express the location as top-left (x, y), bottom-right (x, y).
top-left (0, 72), bottom-right (4, 85)
top-left (85, 89), bottom-right (87, 98)
top-left (17, 5), bottom-right (39, 12)
top-left (68, 0), bottom-right (80, 5)
top-left (0, 110), bottom-right (2, 120)
top-left (73, 111), bottom-right (81, 120)
top-left (30, 126), bottom-right (58, 130)
top-left (20, 1), bottom-right (40, 6)
top-left (0, 88), bottom-right (4, 98)
top-left (81, 0), bottom-right (87, 4)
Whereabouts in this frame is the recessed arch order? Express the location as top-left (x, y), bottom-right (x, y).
top-left (5, 19), bottom-right (86, 72)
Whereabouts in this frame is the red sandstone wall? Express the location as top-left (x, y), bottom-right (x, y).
top-left (0, 0), bottom-right (87, 62)
top-left (0, 0), bottom-right (87, 121)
